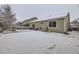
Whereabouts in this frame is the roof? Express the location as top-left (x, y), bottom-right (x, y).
top-left (30, 15), bottom-right (66, 23)
top-left (22, 17), bottom-right (38, 23)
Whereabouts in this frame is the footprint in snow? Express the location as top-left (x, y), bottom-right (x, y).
top-left (42, 44), bottom-right (56, 54)
top-left (47, 44), bottom-right (56, 50)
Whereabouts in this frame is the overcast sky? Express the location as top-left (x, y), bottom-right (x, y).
top-left (7, 4), bottom-right (79, 22)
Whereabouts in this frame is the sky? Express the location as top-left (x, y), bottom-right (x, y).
top-left (1, 4), bottom-right (79, 22)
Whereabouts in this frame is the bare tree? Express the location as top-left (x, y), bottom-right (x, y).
top-left (0, 4), bottom-right (16, 32)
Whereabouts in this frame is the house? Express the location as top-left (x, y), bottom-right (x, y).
top-left (12, 17), bottom-right (38, 30)
top-left (21, 17), bottom-right (38, 26)
top-left (18, 17), bottom-right (38, 29)
top-left (24, 13), bottom-right (70, 34)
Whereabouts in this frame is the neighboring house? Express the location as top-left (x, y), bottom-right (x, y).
top-left (21, 17), bottom-right (38, 26)
top-left (11, 22), bottom-right (26, 30)
top-left (17, 17), bottom-right (38, 29)
top-left (24, 13), bottom-right (70, 33)
top-left (70, 18), bottom-right (79, 31)
top-left (12, 25), bottom-right (26, 30)
top-left (12, 17), bottom-right (38, 30)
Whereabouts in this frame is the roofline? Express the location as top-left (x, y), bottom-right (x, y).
top-left (29, 15), bottom-right (66, 23)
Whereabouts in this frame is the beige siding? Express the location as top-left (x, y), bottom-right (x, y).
top-left (29, 19), bottom-right (65, 33)
top-left (48, 19), bottom-right (64, 32)
top-left (29, 21), bottom-right (48, 31)
top-left (64, 14), bottom-right (70, 33)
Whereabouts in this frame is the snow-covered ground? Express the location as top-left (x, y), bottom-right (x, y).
top-left (0, 30), bottom-right (79, 54)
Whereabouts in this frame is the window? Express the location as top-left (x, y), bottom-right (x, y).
top-left (49, 21), bottom-right (56, 27)
top-left (24, 24), bottom-right (29, 26)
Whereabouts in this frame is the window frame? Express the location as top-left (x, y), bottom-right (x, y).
top-left (49, 21), bottom-right (56, 27)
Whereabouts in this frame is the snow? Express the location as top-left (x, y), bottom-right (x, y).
top-left (0, 30), bottom-right (79, 54)
top-left (30, 16), bottom-right (66, 23)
